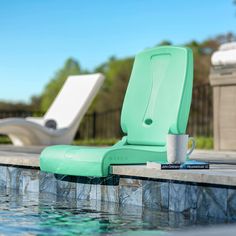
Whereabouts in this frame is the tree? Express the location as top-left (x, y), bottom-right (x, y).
top-left (0, 101), bottom-right (31, 111)
top-left (30, 95), bottom-right (42, 111)
top-left (186, 32), bottom-right (235, 84)
top-left (2, 32), bottom-right (235, 114)
top-left (93, 57), bottom-right (134, 112)
top-left (158, 40), bottom-right (172, 46)
top-left (40, 58), bottom-right (81, 112)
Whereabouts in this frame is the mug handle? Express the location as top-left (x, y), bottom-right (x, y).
top-left (187, 137), bottom-right (195, 156)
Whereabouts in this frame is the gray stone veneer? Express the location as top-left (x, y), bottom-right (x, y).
top-left (0, 165), bottom-right (235, 221)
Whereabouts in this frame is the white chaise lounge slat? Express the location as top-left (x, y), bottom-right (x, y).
top-left (0, 73), bottom-right (105, 146)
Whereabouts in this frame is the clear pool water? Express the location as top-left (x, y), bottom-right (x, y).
top-left (0, 187), bottom-right (232, 235)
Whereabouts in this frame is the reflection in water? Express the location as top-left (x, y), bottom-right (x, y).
top-left (0, 187), bottom-right (232, 235)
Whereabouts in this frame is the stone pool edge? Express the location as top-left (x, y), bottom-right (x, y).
top-left (0, 164), bottom-right (236, 221)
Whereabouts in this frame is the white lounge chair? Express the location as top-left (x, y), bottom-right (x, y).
top-left (0, 73), bottom-right (105, 146)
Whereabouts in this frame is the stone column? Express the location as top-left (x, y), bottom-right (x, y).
top-left (210, 67), bottom-right (236, 150)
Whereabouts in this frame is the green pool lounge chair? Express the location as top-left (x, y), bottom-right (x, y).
top-left (40, 46), bottom-right (193, 177)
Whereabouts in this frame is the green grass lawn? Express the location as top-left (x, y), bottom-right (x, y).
top-left (73, 138), bottom-right (118, 146)
top-left (0, 135), bottom-right (214, 149)
top-left (0, 136), bottom-right (11, 144)
top-left (74, 137), bottom-right (214, 149)
top-left (194, 136), bottom-right (213, 150)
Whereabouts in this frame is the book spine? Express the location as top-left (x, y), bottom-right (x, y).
top-left (183, 164), bottom-right (209, 169)
top-left (161, 164), bottom-right (180, 170)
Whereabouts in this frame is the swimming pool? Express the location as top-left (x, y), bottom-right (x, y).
top-left (0, 187), bottom-right (233, 236)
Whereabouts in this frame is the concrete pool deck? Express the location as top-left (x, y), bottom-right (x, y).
top-left (1, 145), bottom-right (236, 220)
top-left (1, 145), bottom-right (236, 186)
top-left (1, 145), bottom-right (236, 234)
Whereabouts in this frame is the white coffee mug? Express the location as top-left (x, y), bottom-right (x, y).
top-left (167, 134), bottom-right (195, 164)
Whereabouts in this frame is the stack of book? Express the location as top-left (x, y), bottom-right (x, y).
top-left (146, 160), bottom-right (209, 170)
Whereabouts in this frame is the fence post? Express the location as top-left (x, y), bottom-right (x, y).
top-left (92, 112), bottom-right (97, 139)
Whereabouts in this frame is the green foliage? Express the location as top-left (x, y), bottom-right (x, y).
top-left (0, 135), bottom-right (214, 149)
top-left (190, 136), bottom-right (213, 150)
top-left (0, 32), bottom-right (235, 146)
top-left (30, 95), bottom-right (42, 111)
top-left (40, 58), bottom-right (81, 112)
top-left (2, 32), bottom-right (235, 114)
top-left (0, 101), bottom-right (32, 111)
top-left (0, 136), bottom-right (11, 144)
top-left (94, 57), bottom-right (134, 111)
top-left (0, 134), bottom-right (213, 149)
top-left (158, 40), bottom-right (172, 46)
top-left (93, 33), bottom-right (234, 112)
top-left (74, 137), bottom-right (214, 149)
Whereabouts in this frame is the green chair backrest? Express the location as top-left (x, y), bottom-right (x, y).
top-left (121, 46), bottom-right (193, 146)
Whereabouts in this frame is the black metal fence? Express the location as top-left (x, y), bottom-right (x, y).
top-left (77, 109), bottom-right (122, 139)
top-left (187, 83), bottom-right (213, 137)
top-left (0, 110), bottom-right (43, 119)
top-left (0, 83), bottom-right (213, 139)
top-left (0, 110), bottom-right (32, 119)
top-left (78, 83), bottom-right (213, 139)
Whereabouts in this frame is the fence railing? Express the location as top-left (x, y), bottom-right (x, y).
top-left (0, 83), bottom-right (213, 139)
top-left (0, 110), bottom-right (44, 119)
top-left (0, 110), bottom-right (33, 119)
top-left (77, 108), bottom-right (122, 139)
top-left (187, 83), bottom-right (213, 137)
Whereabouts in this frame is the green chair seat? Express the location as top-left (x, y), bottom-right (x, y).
top-left (40, 141), bottom-right (166, 177)
top-left (40, 46), bottom-right (193, 177)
